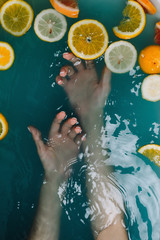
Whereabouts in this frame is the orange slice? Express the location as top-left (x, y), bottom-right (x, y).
top-left (139, 45), bottom-right (160, 74)
top-left (50, 0), bottom-right (79, 18)
top-left (136, 0), bottom-right (157, 14)
top-left (0, 113), bottom-right (9, 140)
top-left (0, 42), bottom-right (15, 70)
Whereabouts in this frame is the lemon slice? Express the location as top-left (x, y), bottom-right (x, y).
top-left (0, 0), bottom-right (8, 9)
top-left (138, 144), bottom-right (160, 167)
top-left (68, 19), bottom-right (109, 60)
top-left (113, 0), bottom-right (146, 39)
top-left (0, 0), bottom-right (34, 36)
top-left (104, 41), bottom-right (137, 74)
top-left (0, 113), bottom-right (9, 140)
top-left (34, 9), bottom-right (67, 42)
top-left (0, 42), bottom-right (15, 70)
top-left (141, 75), bottom-right (160, 102)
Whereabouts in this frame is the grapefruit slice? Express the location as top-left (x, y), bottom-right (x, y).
top-left (50, 0), bottom-right (79, 18)
top-left (155, 22), bottom-right (160, 45)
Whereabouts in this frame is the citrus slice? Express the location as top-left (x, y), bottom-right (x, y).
top-left (141, 74), bottom-right (160, 102)
top-left (155, 22), bottom-right (160, 45)
top-left (136, 0), bottom-right (157, 14)
top-left (104, 41), bottom-right (137, 74)
top-left (68, 19), bottom-right (109, 60)
top-left (0, 113), bottom-right (9, 140)
top-left (0, 0), bottom-right (8, 9)
top-left (113, 0), bottom-right (146, 39)
top-left (139, 45), bottom-right (160, 74)
top-left (138, 144), bottom-right (160, 167)
top-left (50, 0), bottom-right (79, 18)
top-left (0, 0), bottom-right (33, 36)
top-left (34, 9), bottom-right (67, 42)
top-left (0, 42), bottom-right (14, 70)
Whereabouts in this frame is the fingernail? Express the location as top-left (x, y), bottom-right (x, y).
top-left (81, 134), bottom-right (86, 141)
top-left (60, 70), bottom-right (66, 77)
top-left (57, 79), bottom-right (63, 85)
top-left (75, 126), bottom-right (82, 134)
top-left (63, 52), bottom-right (72, 60)
top-left (27, 127), bottom-right (31, 133)
top-left (57, 111), bottom-right (66, 120)
top-left (70, 117), bottom-right (77, 125)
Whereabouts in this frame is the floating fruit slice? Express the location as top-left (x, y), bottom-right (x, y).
top-left (0, 0), bottom-right (34, 36)
top-left (68, 19), bottom-right (109, 60)
top-left (136, 0), bottom-right (157, 14)
top-left (0, 0), bottom-right (8, 9)
top-left (113, 0), bottom-right (146, 39)
top-left (141, 74), bottom-right (160, 102)
top-left (104, 41), bottom-right (137, 74)
top-left (34, 9), bottom-right (67, 42)
top-left (154, 22), bottom-right (160, 45)
top-left (0, 42), bottom-right (15, 70)
top-left (138, 144), bottom-right (160, 167)
top-left (0, 113), bottom-right (9, 140)
top-left (139, 45), bottom-right (160, 74)
top-left (50, 0), bottom-right (79, 18)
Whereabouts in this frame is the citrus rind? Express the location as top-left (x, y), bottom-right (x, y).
top-left (68, 19), bottom-right (109, 60)
top-left (104, 41), bottom-right (137, 74)
top-left (34, 9), bottom-right (67, 42)
top-left (0, 113), bottom-right (9, 140)
top-left (138, 144), bottom-right (160, 167)
top-left (0, 41), bottom-right (15, 70)
top-left (141, 74), bottom-right (160, 102)
top-left (0, 0), bottom-right (34, 36)
top-left (113, 0), bottom-right (146, 39)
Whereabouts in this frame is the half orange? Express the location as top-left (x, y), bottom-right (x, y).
top-left (50, 0), bottom-right (79, 18)
top-left (0, 113), bottom-right (9, 140)
top-left (136, 0), bottom-right (157, 14)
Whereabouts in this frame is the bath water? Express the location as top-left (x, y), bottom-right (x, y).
top-left (0, 0), bottom-right (160, 239)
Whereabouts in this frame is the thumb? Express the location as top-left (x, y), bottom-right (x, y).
top-left (28, 126), bottom-right (46, 157)
top-left (99, 66), bottom-right (111, 100)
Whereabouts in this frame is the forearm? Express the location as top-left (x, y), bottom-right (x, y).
top-left (28, 172), bottom-right (64, 240)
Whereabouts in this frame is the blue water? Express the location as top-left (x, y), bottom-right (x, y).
top-left (0, 0), bottom-right (160, 239)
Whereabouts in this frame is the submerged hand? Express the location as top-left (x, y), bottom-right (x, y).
top-left (28, 112), bottom-right (84, 177)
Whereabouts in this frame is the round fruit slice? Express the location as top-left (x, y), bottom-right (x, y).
top-left (0, 42), bottom-right (14, 70)
top-left (104, 41), bottom-right (137, 74)
top-left (68, 19), bottom-right (109, 60)
top-left (141, 74), bottom-right (160, 102)
top-left (138, 144), bottom-right (160, 167)
top-left (0, 0), bottom-right (8, 9)
top-left (113, 0), bottom-right (146, 39)
top-left (0, 113), bottom-right (9, 140)
top-left (0, 0), bottom-right (34, 36)
top-left (155, 22), bottom-right (160, 45)
top-left (136, 0), bottom-right (157, 14)
top-left (139, 45), bottom-right (160, 74)
top-left (50, 0), bottom-right (79, 18)
top-left (34, 9), bottom-right (67, 42)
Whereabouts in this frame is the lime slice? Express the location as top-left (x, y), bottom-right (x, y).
top-left (141, 75), bottom-right (160, 102)
top-left (34, 9), bottom-right (67, 42)
top-left (0, 0), bottom-right (34, 36)
top-left (105, 41), bottom-right (137, 74)
top-left (0, 42), bottom-right (15, 70)
top-left (138, 144), bottom-right (160, 167)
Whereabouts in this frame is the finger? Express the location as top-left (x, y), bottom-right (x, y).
top-left (63, 52), bottom-right (84, 71)
top-left (56, 76), bottom-right (68, 86)
top-left (85, 60), bottom-right (95, 70)
top-left (60, 65), bottom-right (76, 78)
top-left (49, 111), bottom-right (66, 138)
top-left (28, 126), bottom-right (46, 155)
top-left (68, 126), bottom-right (82, 140)
top-left (61, 117), bottom-right (77, 135)
top-left (100, 66), bottom-right (111, 99)
top-left (74, 133), bottom-right (86, 146)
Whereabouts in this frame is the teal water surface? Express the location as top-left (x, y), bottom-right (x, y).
top-left (0, 0), bottom-right (160, 239)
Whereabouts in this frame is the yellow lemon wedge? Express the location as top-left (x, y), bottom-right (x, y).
top-left (138, 144), bottom-right (160, 167)
top-left (0, 0), bottom-right (34, 36)
top-left (68, 19), bottom-right (109, 60)
top-left (0, 113), bottom-right (9, 140)
top-left (141, 75), bottom-right (160, 102)
top-left (113, 0), bottom-right (146, 39)
top-left (0, 42), bottom-right (15, 70)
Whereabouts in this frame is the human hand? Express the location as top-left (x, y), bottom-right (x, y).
top-left (28, 112), bottom-right (85, 179)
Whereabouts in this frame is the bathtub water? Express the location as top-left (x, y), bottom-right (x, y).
top-left (0, 0), bottom-right (160, 239)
